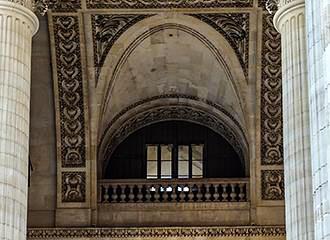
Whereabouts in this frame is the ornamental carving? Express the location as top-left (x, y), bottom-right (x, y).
top-left (188, 13), bottom-right (249, 78)
top-left (62, 172), bottom-right (86, 202)
top-left (260, 14), bottom-right (283, 165)
top-left (53, 16), bottom-right (87, 168)
top-left (104, 105), bottom-right (245, 165)
top-left (27, 226), bottom-right (285, 238)
top-left (261, 170), bottom-right (284, 200)
top-left (92, 14), bottom-right (154, 84)
top-left (87, 0), bottom-right (253, 9)
top-left (48, 0), bottom-right (81, 12)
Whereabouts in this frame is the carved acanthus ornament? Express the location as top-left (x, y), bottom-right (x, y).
top-left (188, 13), bottom-right (249, 78)
top-left (265, 0), bottom-right (278, 14)
top-left (92, 14), bottom-right (154, 84)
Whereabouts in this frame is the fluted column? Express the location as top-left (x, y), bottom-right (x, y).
top-left (0, 1), bottom-right (38, 239)
top-left (305, 0), bottom-right (330, 239)
top-left (274, 1), bottom-right (314, 240)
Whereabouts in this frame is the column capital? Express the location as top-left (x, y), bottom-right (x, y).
top-left (0, 0), bottom-right (39, 35)
top-left (273, 0), bottom-right (305, 32)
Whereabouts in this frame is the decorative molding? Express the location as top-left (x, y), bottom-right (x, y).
top-left (62, 172), bottom-right (86, 202)
top-left (49, 0), bottom-right (81, 12)
top-left (92, 14), bottom-right (154, 84)
top-left (261, 170), bottom-right (284, 200)
top-left (187, 13), bottom-right (249, 78)
top-left (27, 226), bottom-right (286, 238)
top-left (87, 0), bottom-right (253, 9)
top-left (260, 14), bottom-right (283, 165)
top-left (104, 105), bottom-right (246, 166)
top-left (53, 16), bottom-right (87, 168)
top-left (100, 94), bottom-right (246, 146)
top-left (265, 0), bottom-right (279, 14)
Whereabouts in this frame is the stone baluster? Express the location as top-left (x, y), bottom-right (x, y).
top-left (213, 184), bottom-right (220, 202)
top-left (120, 185), bottom-right (126, 202)
top-left (230, 184), bottom-right (237, 202)
top-left (196, 184), bottom-right (203, 202)
top-left (111, 185), bottom-right (118, 202)
top-left (103, 185), bottom-right (110, 203)
top-left (162, 186), bottom-right (169, 202)
top-left (0, 1), bottom-right (38, 239)
top-left (204, 184), bottom-right (212, 202)
top-left (137, 184), bottom-right (144, 203)
top-left (188, 184), bottom-right (195, 202)
top-left (179, 186), bottom-right (185, 202)
top-left (128, 185), bottom-right (135, 202)
top-left (154, 186), bottom-right (160, 202)
top-left (238, 183), bottom-right (245, 202)
top-left (170, 186), bottom-right (176, 202)
top-left (221, 184), bottom-right (228, 202)
top-left (274, 0), bottom-right (315, 239)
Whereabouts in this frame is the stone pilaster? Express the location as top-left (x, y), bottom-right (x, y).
top-left (0, 0), bottom-right (38, 239)
top-left (305, 0), bottom-right (330, 239)
top-left (273, 0), bottom-right (315, 239)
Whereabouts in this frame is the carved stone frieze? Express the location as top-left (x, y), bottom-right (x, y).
top-left (187, 13), bottom-right (249, 78)
top-left (53, 16), bottom-right (87, 168)
top-left (104, 104), bottom-right (246, 166)
top-left (62, 172), bottom-right (86, 202)
top-left (87, 0), bottom-right (253, 9)
top-left (47, 0), bottom-right (81, 12)
top-left (260, 14), bottom-right (283, 165)
top-left (261, 170), bottom-right (284, 200)
top-left (27, 226), bottom-right (286, 238)
top-left (92, 14), bottom-right (154, 84)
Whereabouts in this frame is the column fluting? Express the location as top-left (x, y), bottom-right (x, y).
top-left (0, 1), bottom-right (38, 239)
top-left (274, 1), bottom-right (315, 240)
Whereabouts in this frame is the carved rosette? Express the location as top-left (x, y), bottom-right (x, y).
top-left (261, 170), bottom-right (284, 200)
top-left (87, 0), bottom-right (253, 9)
top-left (92, 14), bottom-right (154, 84)
top-left (187, 13), bottom-right (249, 78)
top-left (260, 14), bottom-right (283, 166)
top-left (27, 226), bottom-right (286, 238)
top-left (62, 172), bottom-right (86, 202)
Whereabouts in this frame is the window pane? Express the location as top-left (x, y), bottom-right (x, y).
top-left (178, 160), bottom-right (189, 178)
top-left (192, 144), bottom-right (203, 160)
top-left (178, 145), bottom-right (189, 160)
top-left (147, 161), bottom-right (157, 179)
top-left (147, 145), bottom-right (158, 160)
top-left (192, 160), bottom-right (203, 178)
top-left (161, 145), bottom-right (172, 160)
top-left (161, 161), bottom-right (172, 179)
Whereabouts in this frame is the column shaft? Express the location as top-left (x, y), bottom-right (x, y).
top-left (305, 0), bottom-right (330, 239)
top-left (0, 1), bottom-right (38, 239)
top-left (274, 1), bottom-right (314, 239)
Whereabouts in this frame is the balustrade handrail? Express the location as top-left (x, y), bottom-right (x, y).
top-left (99, 178), bottom-right (249, 185)
top-left (98, 178), bottom-right (250, 204)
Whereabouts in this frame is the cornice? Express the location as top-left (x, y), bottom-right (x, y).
top-left (27, 226), bottom-right (286, 238)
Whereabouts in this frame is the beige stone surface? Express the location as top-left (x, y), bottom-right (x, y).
top-left (0, 0), bottom-right (38, 239)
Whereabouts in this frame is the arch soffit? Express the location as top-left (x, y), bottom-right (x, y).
top-left (95, 14), bottom-right (249, 135)
top-left (99, 96), bottom-right (249, 177)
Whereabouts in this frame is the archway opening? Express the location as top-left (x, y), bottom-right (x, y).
top-left (105, 120), bottom-right (244, 179)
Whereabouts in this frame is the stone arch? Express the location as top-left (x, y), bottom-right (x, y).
top-left (98, 96), bottom-right (249, 178)
top-left (92, 13), bottom-right (251, 179)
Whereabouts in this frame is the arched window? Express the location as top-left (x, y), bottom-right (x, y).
top-left (105, 121), bottom-right (244, 179)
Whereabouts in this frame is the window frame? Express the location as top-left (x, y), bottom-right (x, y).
top-left (146, 143), bottom-right (204, 179)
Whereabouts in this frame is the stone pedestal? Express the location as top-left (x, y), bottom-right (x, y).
top-left (305, 0), bottom-right (330, 239)
top-left (274, 0), bottom-right (314, 239)
top-left (0, 1), bottom-right (38, 239)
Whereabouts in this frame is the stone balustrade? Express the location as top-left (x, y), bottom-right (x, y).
top-left (98, 178), bottom-right (249, 204)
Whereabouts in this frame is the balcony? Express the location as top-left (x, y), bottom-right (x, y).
top-left (98, 178), bottom-right (250, 227)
